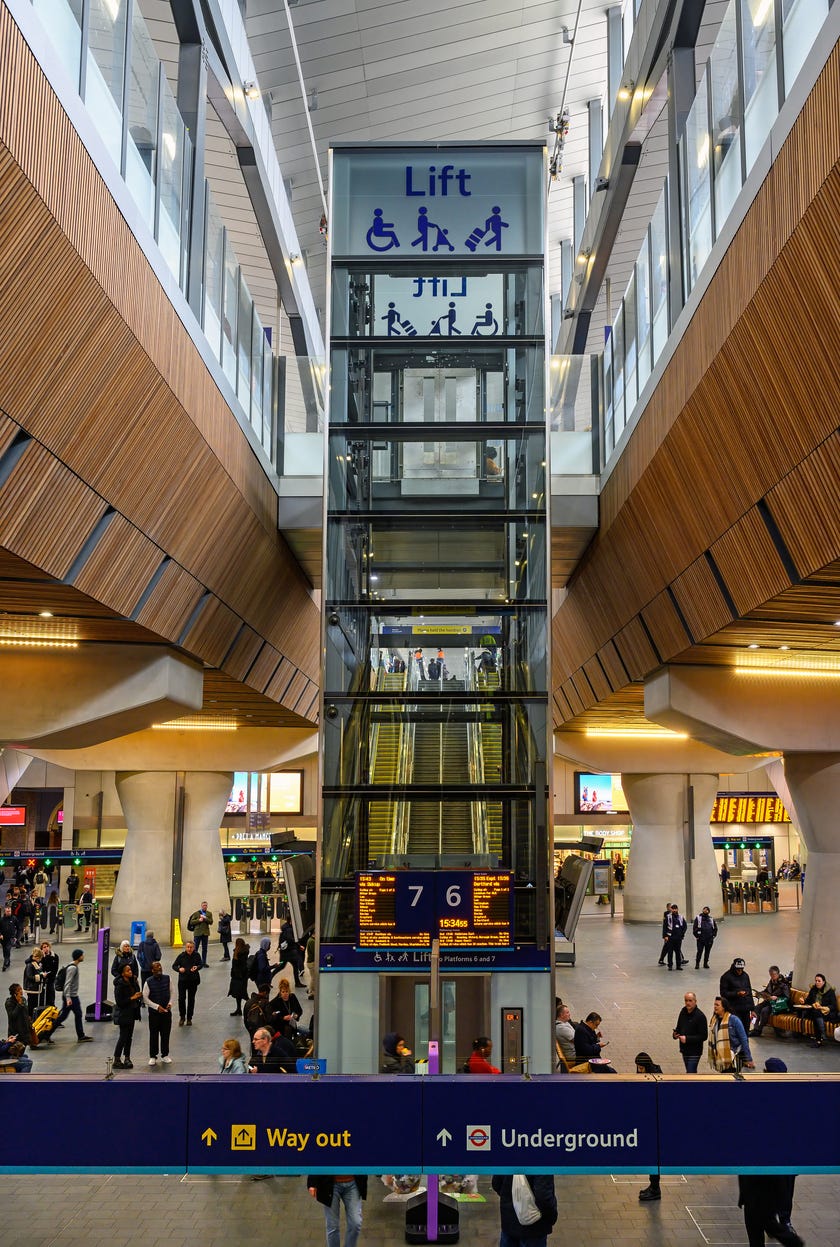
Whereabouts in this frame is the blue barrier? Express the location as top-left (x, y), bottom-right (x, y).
top-left (0, 1075), bottom-right (837, 1175)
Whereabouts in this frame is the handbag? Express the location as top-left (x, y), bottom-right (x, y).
top-left (511, 1174), bottom-right (541, 1226)
top-left (771, 997), bottom-right (790, 1015)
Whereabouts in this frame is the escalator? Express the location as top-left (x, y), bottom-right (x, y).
top-left (367, 670), bottom-right (407, 861)
top-left (475, 668), bottom-right (503, 855)
top-left (406, 678), bottom-right (473, 854)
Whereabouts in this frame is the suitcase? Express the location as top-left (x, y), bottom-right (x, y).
top-left (33, 1005), bottom-right (59, 1037)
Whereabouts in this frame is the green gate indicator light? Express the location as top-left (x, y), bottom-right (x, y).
top-left (230, 855), bottom-right (238, 863)
top-left (73, 856), bottom-right (82, 866)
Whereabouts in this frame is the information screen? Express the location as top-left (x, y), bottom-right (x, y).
top-left (356, 871), bottom-right (513, 949)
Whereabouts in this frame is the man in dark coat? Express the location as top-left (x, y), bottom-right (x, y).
top-left (491, 1173), bottom-right (557, 1246)
top-left (248, 1026), bottom-right (296, 1073)
top-left (720, 957), bottom-right (754, 1036)
top-left (662, 903), bottom-right (687, 970)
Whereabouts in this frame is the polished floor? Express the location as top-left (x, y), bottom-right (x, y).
top-left (3, 896), bottom-right (839, 1246)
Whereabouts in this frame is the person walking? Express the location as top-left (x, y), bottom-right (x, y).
top-left (307, 1175), bottom-right (368, 1247)
top-left (172, 940), bottom-right (202, 1025)
top-left (491, 1173), bottom-right (557, 1247)
top-left (737, 1175), bottom-right (804, 1247)
top-left (66, 869), bottom-right (79, 903)
top-left (672, 991), bottom-right (708, 1073)
top-left (692, 906), bottom-right (718, 968)
top-left (720, 957), bottom-right (755, 1037)
top-left (53, 949), bottom-right (94, 1042)
top-left (187, 901), bottom-right (213, 967)
top-left (709, 996), bottom-right (755, 1071)
top-left (137, 930), bottom-right (161, 987)
top-left (1, 904), bottom-right (19, 970)
top-left (39, 941), bottom-right (59, 1007)
top-left (663, 903), bottom-right (687, 970)
top-left (635, 1053), bottom-right (664, 1203)
top-left (228, 936), bottom-right (250, 1016)
top-left (112, 962), bottom-right (142, 1070)
top-left (142, 960), bottom-right (173, 1065)
top-left (218, 910), bottom-right (232, 961)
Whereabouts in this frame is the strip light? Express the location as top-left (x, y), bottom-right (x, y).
top-left (584, 728), bottom-right (688, 739)
top-left (153, 717), bottom-right (239, 731)
top-left (736, 667), bottom-right (840, 679)
top-left (0, 638), bottom-right (79, 649)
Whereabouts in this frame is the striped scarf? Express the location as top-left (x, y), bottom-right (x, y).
top-left (708, 1013), bottom-right (735, 1071)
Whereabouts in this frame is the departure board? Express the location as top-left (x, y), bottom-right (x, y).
top-left (356, 871), bottom-right (513, 949)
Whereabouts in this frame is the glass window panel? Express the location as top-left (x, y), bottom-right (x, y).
top-left (125, 7), bottom-right (158, 230)
top-left (328, 430), bottom-right (546, 515)
top-left (33, 0), bottom-right (83, 89)
top-left (321, 700), bottom-right (548, 793)
top-left (681, 73), bottom-right (713, 294)
top-left (261, 337), bottom-right (274, 456)
top-left (635, 234), bottom-right (652, 393)
top-left (324, 606), bottom-right (547, 697)
top-left (603, 333), bottom-right (614, 459)
top-left (326, 517), bottom-right (547, 606)
top-left (203, 194), bottom-right (224, 362)
top-left (331, 266), bottom-right (544, 339)
top-left (623, 272), bottom-right (637, 413)
top-left (158, 81), bottom-right (185, 281)
top-left (782, 0), bottom-right (828, 94)
top-left (330, 345), bottom-right (544, 424)
top-left (612, 306), bottom-right (625, 439)
top-left (250, 316), bottom-right (264, 432)
top-left (84, 0), bottom-right (127, 168)
top-left (237, 275), bottom-right (253, 409)
top-left (710, 3), bottom-right (742, 232)
top-left (741, 0), bottom-right (780, 171)
top-left (650, 184), bottom-right (669, 362)
top-left (222, 246), bottom-right (238, 388)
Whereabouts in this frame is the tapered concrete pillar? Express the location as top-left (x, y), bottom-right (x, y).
top-left (110, 771), bottom-right (231, 943)
top-left (622, 773), bottom-right (722, 922)
top-left (780, 754), bottom-right (840, 984)
top-left (0, 748), bottom-right (32, 801)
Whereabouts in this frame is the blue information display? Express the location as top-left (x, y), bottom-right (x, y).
top-left (188, 1077), bottom-right (423, 1174)
top-left (0, 1078), bottom-right (190, 1173)
top-left (2, 1075), bottom-right (839, 1175)
top-left (356, 870), bottom-right (513, 950)
top-left (423, 1077), bottom-right (658, 1174)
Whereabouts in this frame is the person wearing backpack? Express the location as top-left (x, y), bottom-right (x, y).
top-left (137, 931), bottom-right (162, 987)
top-left (217, 910), bottom-right (233, 961)
top-left (254, 936), bottom-right (280, 990)
top-left (186, 902), bottom-right (213, 968)
top-left (53, 949), bottom-right (93, 1042)
top-left (491, 1172), bottom-right (557, 1246)
top-left (228, 937), bottom-right (250, 1016)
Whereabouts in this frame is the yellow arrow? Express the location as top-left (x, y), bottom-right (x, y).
top-left (201, 1128), bottom-right (217, 1147)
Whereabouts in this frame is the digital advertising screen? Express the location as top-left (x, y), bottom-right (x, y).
top-left (574, 772), bottom-right (629, 815)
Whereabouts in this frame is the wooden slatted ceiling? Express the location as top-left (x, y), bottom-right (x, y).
top-left (0, 5), bottom-right (321, 717)
top-left (551, 45), bottom-right (840, 731)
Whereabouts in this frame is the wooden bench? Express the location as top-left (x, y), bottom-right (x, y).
top-left (769, 988), bottom-right (838, 1041)
top-left (555, 1041), bottom-right (591, 1074)
top-left (0, 1059), bottom-right (23, 1074)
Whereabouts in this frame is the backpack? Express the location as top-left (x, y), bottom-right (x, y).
top-left (187, 913), bottom-right (199, 932)
top-left (511, 1174), bottom-right (541, 1226)
top-left (246, 953), bottom-right (259, 981)
top-left (54, 965), bottom-right (68, 993)
top-left (136, 942), bottom-right (148, 971)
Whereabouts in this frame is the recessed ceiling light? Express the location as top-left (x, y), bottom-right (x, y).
top-left (748, 644), bottom-right (760, 650)
top-left (834, 621), bottom-right (840, 627)
top-left (779, 645), bottom-right (789, 651)
top-left (39, 611), bottom-right (53, 618)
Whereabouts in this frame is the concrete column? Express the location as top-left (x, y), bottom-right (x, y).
top-left (110, 771), bottom-right (231, 942)
top-left (622, 773), bottom-right (721, 922)
top-left (0, 748), bottom-right (32, 801)
top-left (780, 753), bottom-right (840, 983)
top-left (179, 771), bottom-right (233, 940)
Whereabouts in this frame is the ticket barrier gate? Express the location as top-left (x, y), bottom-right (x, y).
top-left (52, 902), bottom-right (100, 942)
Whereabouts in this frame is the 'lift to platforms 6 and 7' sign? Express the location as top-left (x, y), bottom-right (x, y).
top-left (2, 1076), bottom-right (839, 1175)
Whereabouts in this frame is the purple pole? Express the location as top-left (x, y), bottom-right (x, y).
top-left (427, 1039), bottom-right (439, 1242)
top-left (94, 926), bottom-right (111, 1021)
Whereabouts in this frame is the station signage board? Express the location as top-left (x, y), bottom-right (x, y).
top-left (357, 870), bottom-right (513, 950)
